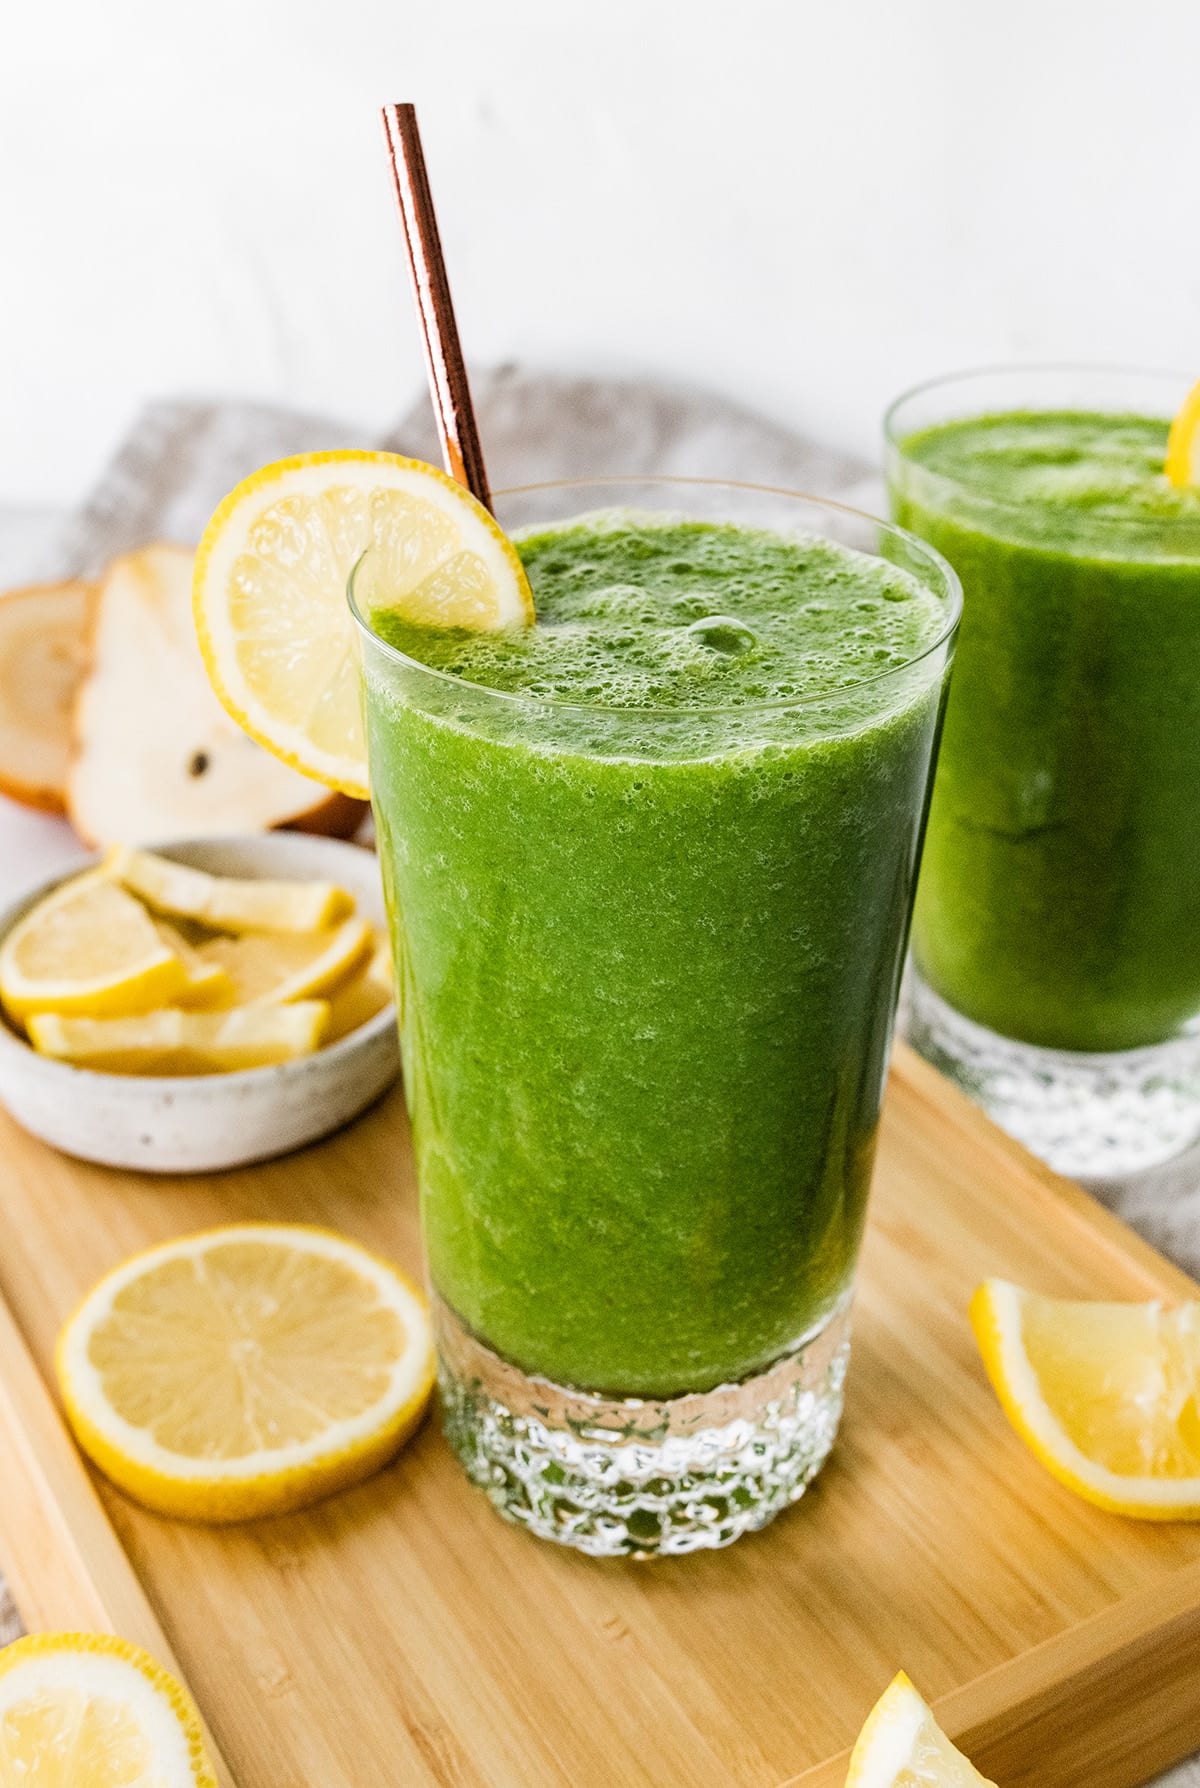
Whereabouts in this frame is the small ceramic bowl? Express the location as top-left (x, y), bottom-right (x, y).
top-left (0, 833), bottom-right (400, 1174)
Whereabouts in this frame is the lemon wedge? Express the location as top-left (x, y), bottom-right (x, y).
top-left (57, 1223), bottom-right (436, 1521)
top-left (0, 872), bottom-right (189, 1025)
top-left (105, 845), bottom-right (354, 934)
top-left (192, 451), bottom-right (535, 798)
top-left (971, 1278), bottom-right (1200, 1518)
top-left (0, 1630), bottom-right (217, 1786)
top-left (1165, 379), bottom-right (1200, 488)
top-left (29, 1003), bottom-right (329, 1075)
top-left (845, 1672), bottom-right (994, 1788)
top-left (194, 915), bottom-right (372, 1008)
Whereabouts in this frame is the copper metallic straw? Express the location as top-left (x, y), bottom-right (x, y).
top-left (382, 103), bottom-right (492, 512)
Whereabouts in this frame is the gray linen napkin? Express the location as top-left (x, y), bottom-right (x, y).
top-left (46, 367), bottom-right (867, 580)
top-left (3, 374), bottom-right (1198, 1786)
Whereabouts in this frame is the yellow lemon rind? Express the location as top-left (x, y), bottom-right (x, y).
top-left (2, 953), bottom-right (189, 1025)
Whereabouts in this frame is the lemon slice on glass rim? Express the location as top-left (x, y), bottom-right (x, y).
top-left (971, 1277), bottom-right (1200, 1518)
top-left (193, 451), bottom-right (534, 800)
top-left (1165, 378), bottom-right (1200, 488)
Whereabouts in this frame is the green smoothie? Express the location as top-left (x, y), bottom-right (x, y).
top-left (890, 411), bottom-right (1200, 1053)
top-left (361, 514), bottom-right (951, 1398)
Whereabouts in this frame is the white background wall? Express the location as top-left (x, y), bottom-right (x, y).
top-left (3, 0), bottom-right (1195, 506)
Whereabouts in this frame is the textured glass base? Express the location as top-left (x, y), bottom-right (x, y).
top-left (904, 967), bottom-right (1200, 1179)
top-left (435, 1296), bottom-right (852, 1558)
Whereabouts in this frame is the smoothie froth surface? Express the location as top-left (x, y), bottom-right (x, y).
top-left (893, 406), bottom-right (1200, 1053)
top-left (901, 410), bottom-right (1200, 539)
top-left (371, 516), bottom-right (946, 713)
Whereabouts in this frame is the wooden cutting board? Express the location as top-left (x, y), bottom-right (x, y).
top-left (1, 1041), bottom-right (1199, 1788)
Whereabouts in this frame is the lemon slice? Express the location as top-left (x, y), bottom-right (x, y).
top-left (0, 872), bottom-right (189, 1025)
top-left (845, 1672), bottom-right (995, 1788)
top-left (105, 845), bottom-right (354, 934)
top-left (325, 934), bottom-right (394, 1042)
top-left (193, 451), bottom-right (535, 798)
top-left (195, 915), bottom-right (372, 1008)
top-left (0, 1630), bottom-right (216, 1786)
top-left (57, 1223), bottom-right (436, 1521)
top-left (1165, 379), bottom-right (1200, 488)
top-left (156, 923), bottom-right (235, 1009)
top-left (29, 1002), bottom-right (329, 1075)
top-left (971, 1278), bottom-right (1200, 1517)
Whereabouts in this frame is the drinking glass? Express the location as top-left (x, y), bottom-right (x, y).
top-left (352, 478), bottom-right (958, 1555)
top-left (888, 368), bottom-right (1200, 1177)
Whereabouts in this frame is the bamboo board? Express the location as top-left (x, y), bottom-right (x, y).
top-left (1, 1043), bottom-right (1199, 1788)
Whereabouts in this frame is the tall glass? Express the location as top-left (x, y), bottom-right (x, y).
top-left (351, 479), bottom-right (958, 1556)
top-left (887, 368), bottom-right (1200, 1176)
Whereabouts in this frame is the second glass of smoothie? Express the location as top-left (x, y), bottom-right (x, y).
top-left (352, 479), bottom-right (958, 1556)
top-left (888, 368), bottom-right (1200, 1177)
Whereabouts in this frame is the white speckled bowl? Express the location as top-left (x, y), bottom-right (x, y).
top-left (0, 833), bottom-right (400, 1174)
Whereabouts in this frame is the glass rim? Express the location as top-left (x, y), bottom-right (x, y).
top-left (885, 362), bottom-right (1200, 547)
top-left (347, 475), bottom-right (962, 722)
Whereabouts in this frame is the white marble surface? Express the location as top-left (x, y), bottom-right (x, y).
top-left (1, 426), bottom-right (1198, 1781)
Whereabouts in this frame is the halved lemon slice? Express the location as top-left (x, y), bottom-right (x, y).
top-left (1166, 378), bottom-right (1200, 488)
top-left (57, 1223), bottom-right (435, 1521)
top-left (0, 1630), bottom-right (216, 1786)
top-left (193, 451), bottom-right (535, 798)
top-left (156, 922), bottom-right (235, 1009)
top-left (0, 871), bottom-right (189, 1025)
top-left (194, 915), bottom-right (372, 1008)
top-left (845, 1672), bottom-right (994, 1788)
top-left (970, 1278), bottom-right (1200, 1518)
top-left (29, 1002), bottom-right (330, 1074)
top-left (325, 934), bottom-right (394, 1042)
top-left (104, 845), bottom-right (355, 934)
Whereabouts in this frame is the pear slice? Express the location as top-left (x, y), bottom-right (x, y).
top-left (0, 579), bottom-right (94, 813)
top-left (66, 545), bottom-right (366, 847)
